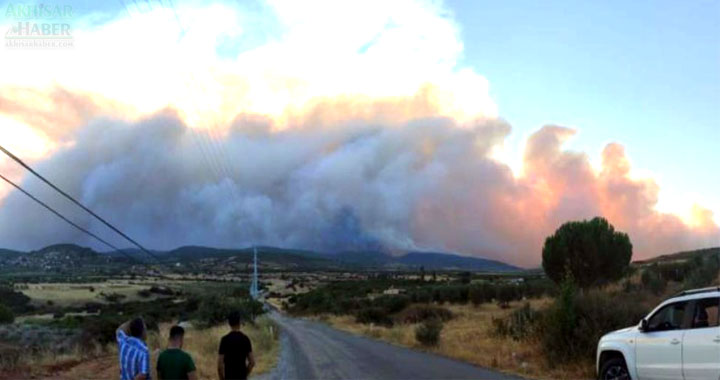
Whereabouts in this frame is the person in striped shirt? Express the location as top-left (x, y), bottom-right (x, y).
top-left (117, 317), bottom-right (151, 380)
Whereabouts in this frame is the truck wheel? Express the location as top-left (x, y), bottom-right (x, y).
top-left (599, 357), bottom-right (629, 380)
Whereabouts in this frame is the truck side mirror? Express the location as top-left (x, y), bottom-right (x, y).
top-left (639, 319), bottom-right (648, 332)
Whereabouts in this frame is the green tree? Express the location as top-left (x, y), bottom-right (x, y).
top-left (0, 303), bottom-right (14, 324)
top-left (542, 217), bottom-right (632, 288)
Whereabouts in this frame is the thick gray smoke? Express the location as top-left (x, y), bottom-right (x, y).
top-left (0, 110), bottom-right (717, 267)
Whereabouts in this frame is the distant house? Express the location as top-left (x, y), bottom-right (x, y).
top-left (383, 287), bottom-right (405, 295)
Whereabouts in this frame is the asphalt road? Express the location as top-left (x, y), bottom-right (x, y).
top-left (257, 311), bottom-right (523, 380)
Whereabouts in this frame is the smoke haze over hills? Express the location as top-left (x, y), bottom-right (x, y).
top-left (0, 106), bottom-right (717, 267)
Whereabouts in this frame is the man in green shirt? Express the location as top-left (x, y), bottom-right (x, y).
top-left (157, 325), bottom-right (197, 380)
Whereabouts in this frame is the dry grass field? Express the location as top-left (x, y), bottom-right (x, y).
top-left (17, 281), bottom-right (158, 306)
top-left (6, 316), bottom-right (279, 379)
top-left (320, 298), bottom-right (595, 380)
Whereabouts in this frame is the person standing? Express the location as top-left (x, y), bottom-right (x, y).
top-left (217, 311), bottom-right (255, 380)
top-left (117, 317), bottom-right (151, 380)
top-left (157, 325), bottom-right (197, 380)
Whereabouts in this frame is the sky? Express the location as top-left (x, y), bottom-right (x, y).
top-left (448, 0), bottom-right (720, 219)
top-left (0, 0), bottom-right (717, 267)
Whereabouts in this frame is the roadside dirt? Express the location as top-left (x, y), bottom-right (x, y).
top-left (40, 355), bottom-right (118, 380)
top-left (1, 355), bottom-right (118, 380)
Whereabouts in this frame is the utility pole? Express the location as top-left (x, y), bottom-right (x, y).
top-left (250, 246), bottom-right (259, 299)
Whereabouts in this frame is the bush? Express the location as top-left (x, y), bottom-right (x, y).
top-left (522, 278), bottom-right (557, 298)
top-left (149, 286), bottom-right (175, 296)
top-left (355, 307), bottom-right (394, 327)
top-left (469, 283), bottom-right (494, 306)
top-left (683, 254), bottom-right (720, 289)
top-left (410, 288), bottom-right (432, 303)
top-left (0, 286), bottom-right (31, 313)
top-left (492, 303), bottom-right (539, 341)
top-left (0, 304), bottom-right (15, 324)
top-left (396, 304), bottom-right (453, 324)
top-left (100, 292), bottom-right (127, 303)
top-left (495, 285), bottom-right (520, 308)
top-left (429, 285), bottom-right (470, 304)
top-left (194, 296), bottom-right (264, 328)
top-left (539, 282), bottom-right (647, 364)
top-left (80, 314), bottom-right (126, 345)
top-left (415, 318), bottom-right (443, 346)
top-left (85, 302), bottom-right (102, 313)
top-left (641, 268), bottom-right (667, 295)
top-left (373, 295), bottom-right (410, 314)
top-left (655, 262), bottom-right (692, 282)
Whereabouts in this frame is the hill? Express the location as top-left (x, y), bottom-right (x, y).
top-left (0, 244), bottom-right (521, 273)
top-left (330, 250), bottom-right (520, 272)
top-left (0, 244), bottom-right (121, 274)
top-left (0, 248), bottom-right (20, 259)
top-left (397, 251), bottom-right (519, 272)
top-left (634, 246), bottom-right (720, 265)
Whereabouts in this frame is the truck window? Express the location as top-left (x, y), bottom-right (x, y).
top-left (647, 301), bottom-right (688, 331)
top-left (690, 297), bottom-right (720, 328)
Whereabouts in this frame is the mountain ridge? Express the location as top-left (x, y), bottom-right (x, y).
top-left (0, 243), bottom-right (522, 272)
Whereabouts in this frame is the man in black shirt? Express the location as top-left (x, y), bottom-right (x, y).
top-left (218, 311), bottom-right (255, 380)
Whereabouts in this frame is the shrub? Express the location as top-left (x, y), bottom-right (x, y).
top-left (194, 297), bottom-right (264, 328)
top-left (469, 283), bottom-right (494, 306)
top-left (415, 318), bottom-right (443, 346)
top-left (495, 285), bottom-right (520, 308)
top-left (85, 302), bottom-right (102, 313)
top-left (410, 288), bottom-right (432, 303)
top-left (522, 277), bottom-right (557, 298)
top-left (0, 304), bottom-right (14, 324)
top-left (492, 303), bottom-right (539, 341)
top-left (621, 279), bottom-right (636, 293)
top-left (431, 285), bottom-right (470, 304)
top-left (396, 304), bottom-right (453, 324)
top-left (149, 286), bottom-right (175, 296)
top-left (100, 292), bottom-right (127, 303)
top-left (683, 254), bottom-right (720, 289)
top-left (373, 295), bottom-right (410, 314)
top-left (539, 278), bottom-right (577, 362)
top-left (641, 268), bottom-right (667, 295)
top-left (539, 283), bottom-right (647, 364)
top-left (0, 286), bottom-right (31, 313)
top-left (655, 262), bottom-right (692, 282)
top-left (80, 314), bottom-right (126, 345)
top-left (355, 307), bottom-right (393, 327)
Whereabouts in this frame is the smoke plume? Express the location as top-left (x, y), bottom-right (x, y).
top-left (0, 103), bottom-right (717, 267)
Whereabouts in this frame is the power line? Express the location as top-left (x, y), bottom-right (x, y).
top-left (163, 0), bottom-right (244, 212)
top-left (121, 0), bottom-right (242, 211)
top-left (0, 145), bottom-right (165, 265)
top-left (0, 173), bottom-right (152, 269)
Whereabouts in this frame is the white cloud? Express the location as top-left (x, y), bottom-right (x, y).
top-left (0, 0), bottom-right (496, 131)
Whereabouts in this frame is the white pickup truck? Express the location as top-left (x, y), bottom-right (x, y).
top-left (597, 286), bottom-right (720, 380)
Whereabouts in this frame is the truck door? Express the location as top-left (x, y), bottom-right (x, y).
top-left (682, 296), bottom-right (720, 380)
top-left (636, 301), bottom-right (689, 380)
